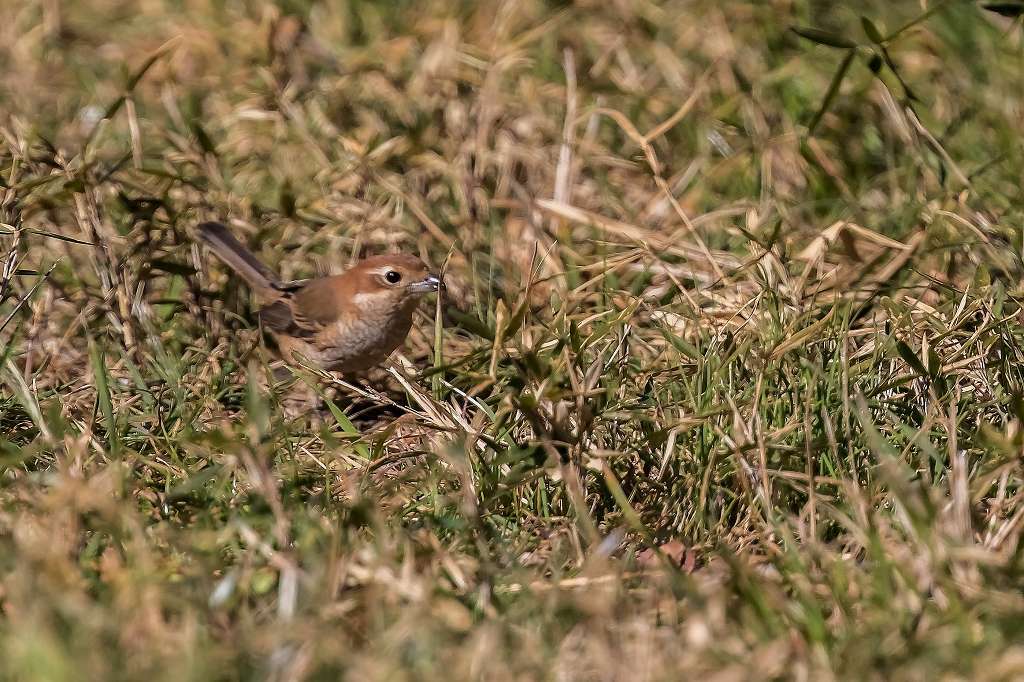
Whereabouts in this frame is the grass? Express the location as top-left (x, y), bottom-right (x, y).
top-left (2, 0), bottom-right (1024, 679)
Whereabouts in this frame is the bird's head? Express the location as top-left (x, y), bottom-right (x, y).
top-left (347, 254), bottom-right (442, 315)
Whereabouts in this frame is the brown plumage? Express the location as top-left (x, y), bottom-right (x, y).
top-left (197, 222), bottom-right (441, 373)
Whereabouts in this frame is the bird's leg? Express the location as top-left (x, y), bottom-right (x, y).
top-left (267, 362), bottom-right (324, 421)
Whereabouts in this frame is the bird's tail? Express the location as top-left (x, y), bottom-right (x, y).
top-left (197, 222), bottom-right (282, 295)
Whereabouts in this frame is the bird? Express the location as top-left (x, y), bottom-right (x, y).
top-left (196, 221), bottom-right (441, 374)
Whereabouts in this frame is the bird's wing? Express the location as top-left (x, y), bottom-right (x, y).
top-left (257, 300), bottom-right (300, 333)
top-left (273, 278), bottom-right (310, 292)
top-left (258, 276), bottom-right (348, 337)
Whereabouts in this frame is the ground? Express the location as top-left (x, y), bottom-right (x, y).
top-left (2, 1), bottom-right (1024, 680)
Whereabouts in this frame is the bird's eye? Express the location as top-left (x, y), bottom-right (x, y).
top-left (384, 270), bottom-right (402, 284)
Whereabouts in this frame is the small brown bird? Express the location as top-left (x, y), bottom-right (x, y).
top-left (197, 222), bottom-right (441, 374)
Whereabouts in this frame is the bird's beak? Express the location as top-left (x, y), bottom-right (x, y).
top-left (407, 274), bottom-right (443, 294)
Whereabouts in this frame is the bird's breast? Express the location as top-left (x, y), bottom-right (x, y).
top-left (293, 304), bottom-right (416, 373)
